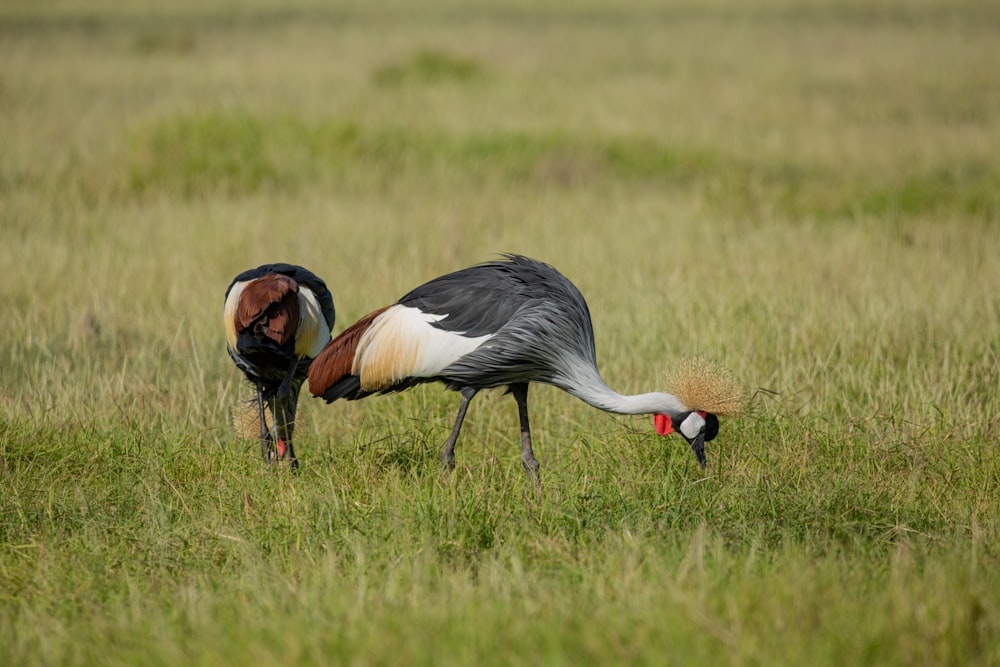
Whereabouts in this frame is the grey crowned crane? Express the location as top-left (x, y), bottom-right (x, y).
top-left (307, 254), bottom-right (740, 481)
top-left (224, 263), bottom-right (335, 470)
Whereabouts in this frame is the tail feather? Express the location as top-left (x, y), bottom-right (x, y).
top-left (307, 306), bottom-right (389, 401)
top-left (319, 374), bottom-right (366, 402)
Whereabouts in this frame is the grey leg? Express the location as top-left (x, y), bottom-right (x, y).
top-left (510, 383), bottom-right (540, 491)
top-left (256, 382), bottom-right (272, 462)
top-left (442, 386), bottom-right (478, 470)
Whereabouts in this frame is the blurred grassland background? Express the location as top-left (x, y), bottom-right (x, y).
top-left (1, 1), bottom-right (999, 665)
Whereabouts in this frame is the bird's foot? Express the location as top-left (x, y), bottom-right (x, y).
top-left (441, 450), bottom-right (456, 472)
top-left (521, 456), bottom-right (541, 499)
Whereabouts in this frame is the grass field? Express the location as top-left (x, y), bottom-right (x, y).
top-left (2, 1), bottom-right (999, 664)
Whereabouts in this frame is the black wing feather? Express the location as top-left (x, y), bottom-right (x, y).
top-left (399, 254), bottom-right (579, 338)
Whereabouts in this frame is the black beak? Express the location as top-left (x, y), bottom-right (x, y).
top-left (688, 431), bottom-right (707, 470)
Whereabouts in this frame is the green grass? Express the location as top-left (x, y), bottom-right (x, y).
top-left (2, 0), bottom-right (1000, 664)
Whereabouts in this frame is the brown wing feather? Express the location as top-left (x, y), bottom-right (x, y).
top-left (236, 274), bottom-right (301, 346)
top-left (307, 306), bottom-right (389, 396)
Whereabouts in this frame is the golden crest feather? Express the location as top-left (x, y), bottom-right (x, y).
top-left (665, 357), bottom-right (747, 418)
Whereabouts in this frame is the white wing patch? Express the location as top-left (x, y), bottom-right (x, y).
top-left (353, 305), bottom-right (493, 391)
top-left (295, 287), bottom-right (332, 359)
top-left (223, 281), bottom-right (248, 350)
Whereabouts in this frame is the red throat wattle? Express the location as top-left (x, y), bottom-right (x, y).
top-left (654, 414), bottom-right (673, 436)
top-left (276, 438), bottom-right (287, 458)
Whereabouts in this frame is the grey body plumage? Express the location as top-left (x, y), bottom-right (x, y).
top-left (308, 254), bottom-right (716, 485)
top-left (406, 254), bottom-right (598, 392)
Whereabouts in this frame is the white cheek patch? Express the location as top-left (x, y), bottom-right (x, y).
top-left (679, 412), bottom-right (706, 440)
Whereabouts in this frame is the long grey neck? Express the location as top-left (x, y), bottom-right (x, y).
top-left (555, 364), bottom-right (688, 416)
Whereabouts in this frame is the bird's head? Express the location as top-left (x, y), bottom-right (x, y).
top-left (654, 357), bottom-right (746, 469)
top-left (653, 411), bottom-right (719, 469)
